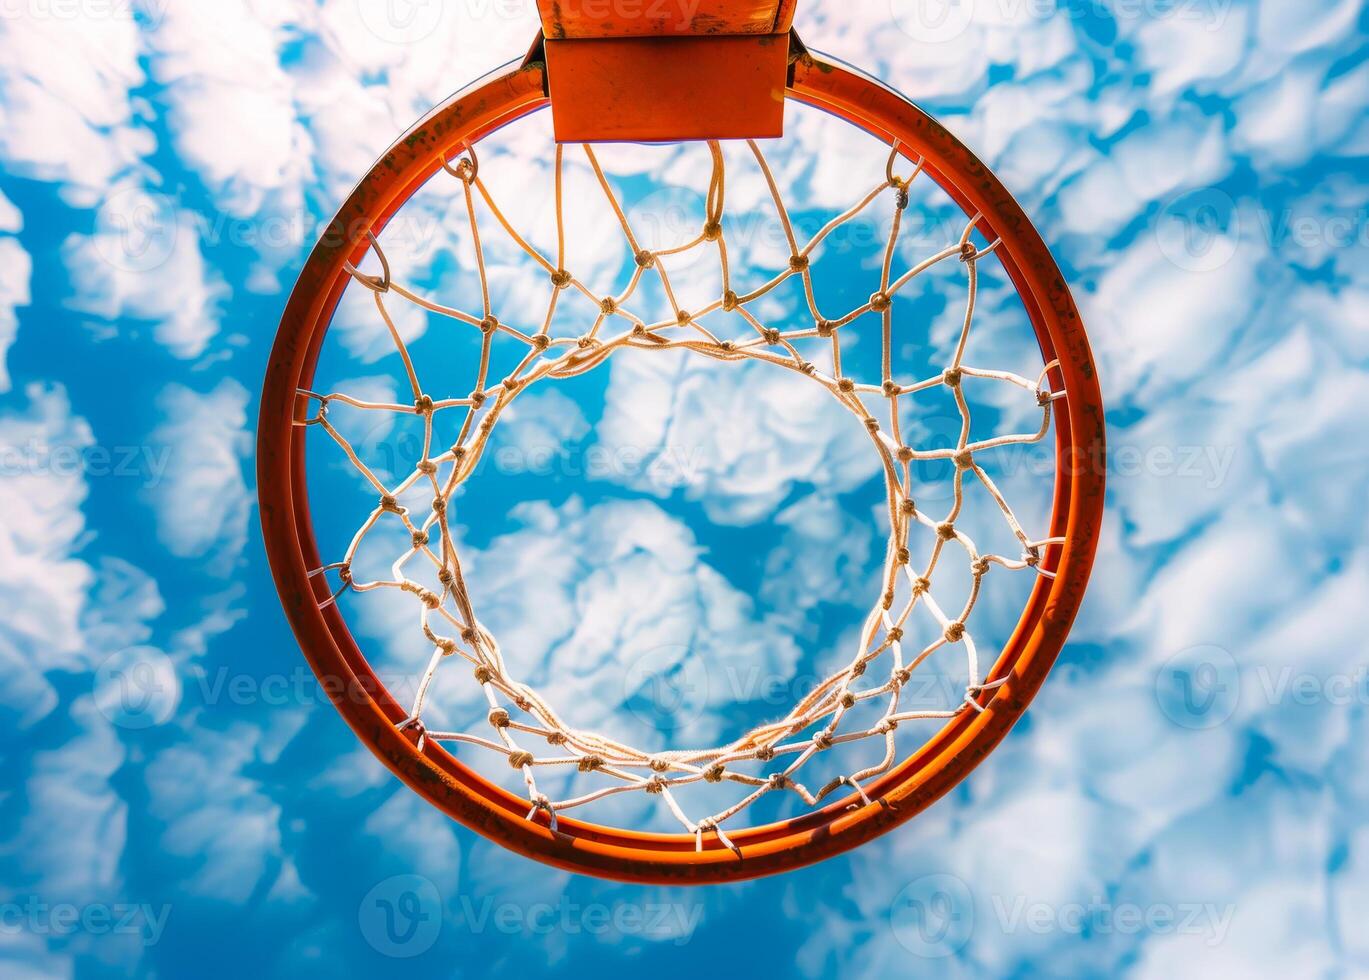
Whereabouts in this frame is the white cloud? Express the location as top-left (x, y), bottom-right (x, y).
top-left (61, 185), bottom-right (228, 359)
top-left (0, 6), bottom-right (151, 204)
top-left (0, 234), bottom-right (32, 393)
top-left (144, 379), bottom-right (252, 563)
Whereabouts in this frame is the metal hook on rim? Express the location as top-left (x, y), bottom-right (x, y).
top-left (441, 139), bottom-right (479, 183)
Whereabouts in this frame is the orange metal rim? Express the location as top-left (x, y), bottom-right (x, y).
top-left (257, 54), bottom-right (1106, 885)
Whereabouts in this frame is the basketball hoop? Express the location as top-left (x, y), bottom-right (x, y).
top-left (258, 5), bottom-right (1104, 884)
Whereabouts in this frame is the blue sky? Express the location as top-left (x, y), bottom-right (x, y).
top-left (1, 1), bottom-right (1368, 977)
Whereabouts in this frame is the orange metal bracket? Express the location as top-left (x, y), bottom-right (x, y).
top-left (533, 0), bottom-right (796, 142)
top-left (537, 0), bottom-right (796, 38)
top-left (542, 34), bottom-right (789, 142)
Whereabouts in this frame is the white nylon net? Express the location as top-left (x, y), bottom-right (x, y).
top-left (300, 129), bottom-right (1065, 851)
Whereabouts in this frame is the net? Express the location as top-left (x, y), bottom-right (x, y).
top-left (297, 132), bottom-right (1066, 853)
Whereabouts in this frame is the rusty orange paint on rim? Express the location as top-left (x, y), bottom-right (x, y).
top-left (257, 53), bottom-right (1106, 885)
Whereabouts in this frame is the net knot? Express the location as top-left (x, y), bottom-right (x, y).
top-left (461, 627), bottom-right (478, 643)
top-left (896, 445), bottom-right (914, 463)
top-left (896, 186), bottom-right (910, 210)
top-left (763, 328), bottom-right (782, 346)
top-left (549, 268), bottom-right (571, 289)
top-left (451, 156), bottom-right (477, 183)
top-left (480, 315), bottom-right (499, 334)
top-left (417, 459), bottom-right (437, 476)
top-left (411, 530), bottom-right (429, 548)
top-left (649, 757), bottom-right (670, 773)
top-left (634, 249), bottom-right (655, 268)
top-left (502, 376), bottom-right (521, 393)
top-left (816, 319), bottom-right (835, 337)
top-left (887, 626), bottom-right (904, 643)
top-left (578, 755), bottom-right (605, 772)
top-left (508, 750), bottom-right (534, 769)
top-left (944, 621), bottom-right (966, 643)
top-left (882, 589), bottom-right (895, 609)
top-left (599, 297), bottom-right (617, 315)
top-left (338, 563), bottom-right (353, 585)
top-left (473, 665), bottom-right (493, 684)
top-left (532, 333), bottom-right (551, 351)
top-left (799, 361), bottom-right (816, 376)
top-left (813, 731), bottom-right (834, 751)
top-left (431, 497), bottom-right (447, 515)
top-left (722, 289), bottom-right (739, 311)
top-left (959, 240), bottom-right (979, 263)
top-left (900, 497), bottom-right (917, 516)
top-left (414, 394), bottom-right (434, 413)
top-left (437, 567), bottom-right (454, 587)
top-left (788, 253), bottom-right (810, 273)
top-left (704, 763), bottom-right (726, 782)
top-left (840, 692), bottom-right (857, 709)
top-left (882, 380), bottom-right (901, 397)
top-left (436, 638), bottom-right (458, 655)
top-left (972, 557), bottom-right (990, 576)
top-left (1037, 387), bottom-right (1056, 407)
top-left (577, 335), bottom-right (596, 350)
top-left (870, 291), bottom-right (891, 313)
top-left (937, 522), bottom-right (957, 541)
top-left (942, 367), bottom-right (963, 387)
top-left (703, 220), bottom-right (722, 241)
top-left (645, 775), bottom-right (666, 794)
top-left (676, 310), bottom-right (692, 326)
top-left (379, 494), bottom-right (400, 513)
top-left (877, 718), bottom-right (899, 734)
top-left (769, 772), bottom-right (790, 789)
top-left (912, 576), bottom-right (932, 595)
top-left (864, 417), bottom-right (880, 433)
top-left (755, 745), bottom-right (775, 762)
top-left (837, 378), bottom-right (856, 393)
top-left (896, 547), bottom-right (911, 565)
top-left (892, 667), bottom-right (912, 686)
top-left (469, 391), bottom-right (487, 408)
top-left (953, 449), bottom-right (973, 469)
top-left (545, 731), bottom-right (566, 745)
top-left (488, 708), bottom-right (511, 728)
